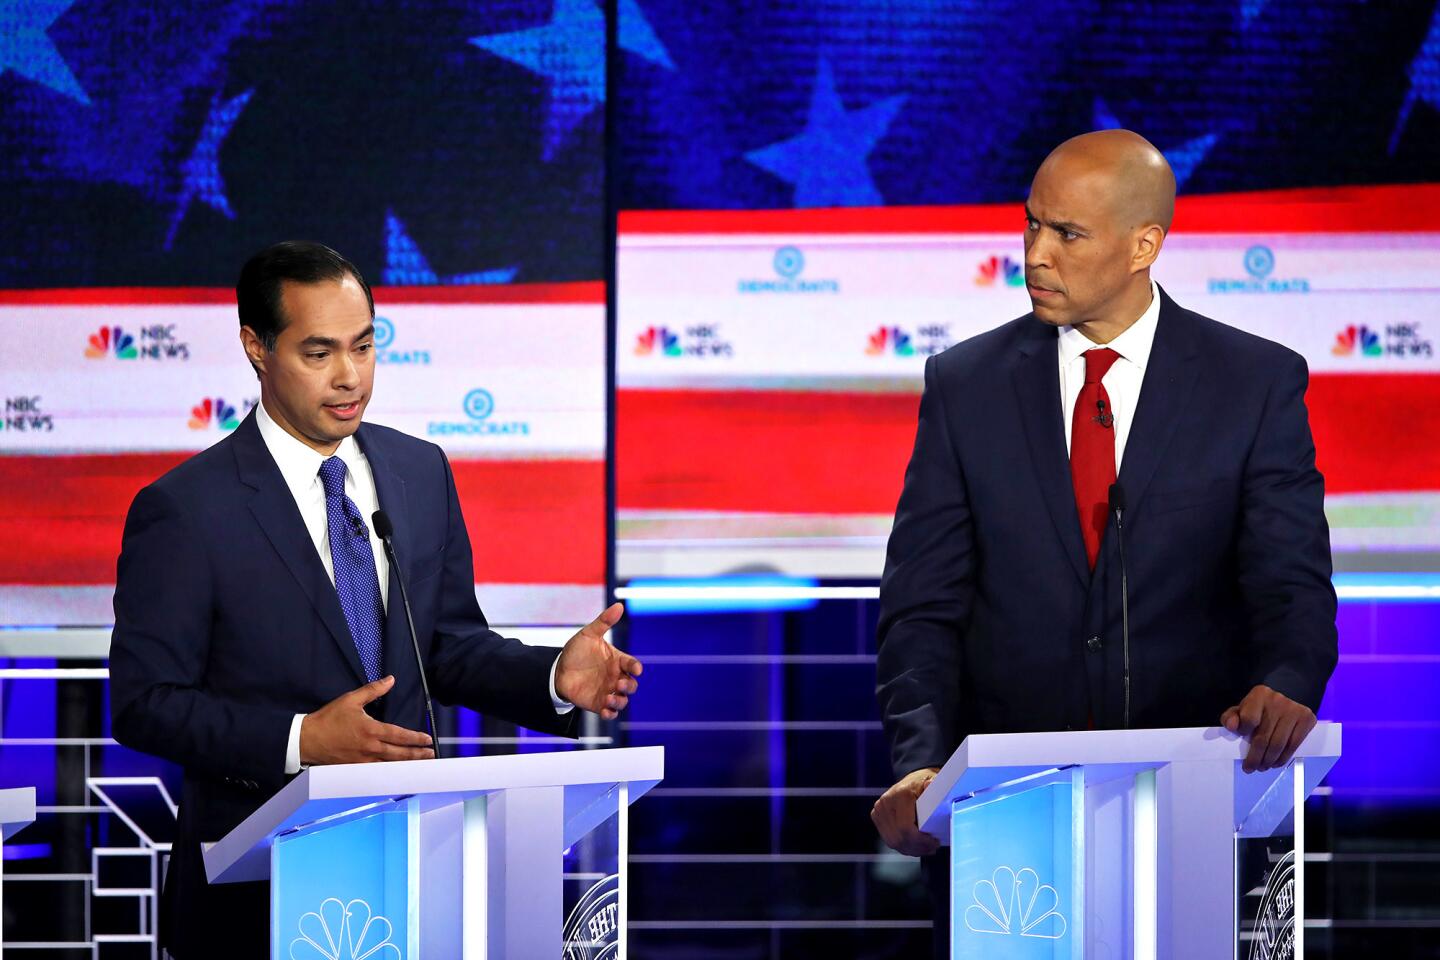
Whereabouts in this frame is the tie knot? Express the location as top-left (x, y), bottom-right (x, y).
top-left (318, 456), bottom-right (348, 498)
top-left (1084, 348), bottom-right (1121, 384)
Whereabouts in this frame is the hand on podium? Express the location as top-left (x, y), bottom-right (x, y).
top-left (1220, 684), bottom-right (1317, 774)
top-left (556, 603), bottom-right (643, 721)
top-left (300, 675), bottom-right (437, 765)
top-left (872, 766), bottom-right (942, 857)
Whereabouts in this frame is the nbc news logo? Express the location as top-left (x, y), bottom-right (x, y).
top-left (85, 325), bottom-right (191, 361)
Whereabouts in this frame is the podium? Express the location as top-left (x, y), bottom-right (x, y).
top-left (1, 787), bottom-right (37, 958)
top-left (916, 724), bottom-right (1340, 960)
top-left (204, 747), bottom-right (662, 960)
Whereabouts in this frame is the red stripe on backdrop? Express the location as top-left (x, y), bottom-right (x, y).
top-left (616, 389), bottom-right (920, 515)
top-left (0, 282), bottom-right (605, 306)
top-left (1307, 375), bottom-right (1440, 496)
top-left (0, 455), bottom-right (604, 585)
top-left (616, 376), bottom-right (1440, 515)
top-left (619, 184), bottom-right (1440, 236)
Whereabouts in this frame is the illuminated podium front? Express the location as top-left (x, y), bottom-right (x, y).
top-left (916, 724), bottom-right (1340, 960)
top-left (203, 748), bottom-right (662, 960)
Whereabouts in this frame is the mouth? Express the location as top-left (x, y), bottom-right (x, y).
top-left (1026, 282), bottom-right (1062, 300)
top-left (324, 400), bottom-right (362, 421)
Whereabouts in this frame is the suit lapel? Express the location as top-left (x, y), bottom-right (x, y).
top-left (232, 411), bottom-right (368, 685)
top-left (1116, 288), bottom-right (1202, 520)
top-left (1012, 321), bottom-right (1091, 587)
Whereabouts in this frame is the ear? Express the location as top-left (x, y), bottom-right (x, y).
top-left (1132, 224), bottom-right (1165, 273)
top-left (239, 326), bottom-right (268, 376)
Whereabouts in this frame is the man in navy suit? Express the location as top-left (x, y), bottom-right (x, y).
top-left (870, 131), bottom-right (1337, 952)
top-left (109, 241), bottom-right (641, 958)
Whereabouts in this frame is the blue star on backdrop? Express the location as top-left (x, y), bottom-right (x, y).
top-left (384, 211), bottom-right (518, 286)
top-left (471, 0), bottom-right (673, 161)
top-left (165, 88), bottom-right (253, 250)
top-left (1390, 3), bottom-right (1440, 154)
top-left (0, 0), bottom-right (89, 104)
top-left (744, 57), bottom-right (906, 207)
top-left (1092, 97), bottom-right (1219, 190)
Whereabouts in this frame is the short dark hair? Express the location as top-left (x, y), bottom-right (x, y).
top-left (236, 241), bottom-right (375, 355)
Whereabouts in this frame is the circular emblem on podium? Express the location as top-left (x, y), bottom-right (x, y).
top-left (1248, 850), bottom-right (1296, 960)
top-left (563, 873), bottom-right (620, 960)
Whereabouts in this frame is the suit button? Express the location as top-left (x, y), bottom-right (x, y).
top-left (1087, 636), bottom-right (1103, 651)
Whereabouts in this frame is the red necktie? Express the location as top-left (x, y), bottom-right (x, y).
top-left (1070, 348), bottom-right (1121, 570)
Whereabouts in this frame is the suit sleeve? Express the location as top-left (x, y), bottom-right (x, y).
top-left (876, 355), bottom-right (976, 778)
top-left (425, 448), bottom-right (579, 737)
top-left (1236, 352), bottom-right (1339, 711)
top-left (109, 485), bottom-right (295, 780)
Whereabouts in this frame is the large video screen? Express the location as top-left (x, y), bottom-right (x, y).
top-left (616, 186), bottom-right (1440, 579)
top-left (0, 0), bottom-right (609, 626)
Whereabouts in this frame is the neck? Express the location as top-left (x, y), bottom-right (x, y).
top-left (260, 393), bottom-right (342, 457)
top-left (1072, 277), bottom-right (1153, 345)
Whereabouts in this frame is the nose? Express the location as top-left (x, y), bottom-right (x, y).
top-left (1025, 229), bottom-right (1053, 274)
top-left (333, 352), bottom-right (359, 390)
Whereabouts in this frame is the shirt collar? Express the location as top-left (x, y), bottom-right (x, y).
top-left (1057, 279), bottom-right (1162, 369)
top-left (254, 398), bottom-right (363, 501)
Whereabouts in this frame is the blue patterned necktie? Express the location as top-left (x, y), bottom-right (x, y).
top-left (318, 456), bottom-right (384, 682)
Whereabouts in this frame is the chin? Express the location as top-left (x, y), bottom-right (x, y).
top-left (1030, 304), bottom-right (1066, 327)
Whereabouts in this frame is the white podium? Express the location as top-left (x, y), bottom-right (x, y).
top-left (917, 724), bottom-right (1340, 960)
top-left (205, 747), bottom-right (662, 959)
top-left (0, 787), bottom-right (38, 959)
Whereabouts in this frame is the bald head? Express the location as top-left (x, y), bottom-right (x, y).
top-left (1038, 129), bottom-right (1175, 232)
top-left (1022, 130), bottom-right (1174, 338)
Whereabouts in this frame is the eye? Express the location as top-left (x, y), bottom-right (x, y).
top-left (307, 352), bottom-right (328, 360)
top-left (1025, 217), bottom-right (1039, 232)
top-left (356, 343), bottom-right (372, 353)
top-left (1061, 230), bottom-right (1080, 242)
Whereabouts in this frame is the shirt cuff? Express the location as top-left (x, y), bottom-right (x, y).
top-left (285, 713), bottom-right (307, 774)
top-left (549, 655), bottom-right (575, 715)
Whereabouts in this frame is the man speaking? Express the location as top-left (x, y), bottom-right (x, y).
top-left (870, 131), bottom-right (1337, 952)
top-left (109, 241), bottom-right (641, 958)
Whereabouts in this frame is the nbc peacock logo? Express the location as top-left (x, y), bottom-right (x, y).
top-left (289, 898), bottom-right (399, 960)
top-left (85, 326), bottom-right (138, 359)
top-left (1331, 324), bottom-right (1383, 357)
top-left (867, 326), bottom-right (916, 357)
top-left (187, 397), bottom-right (242, 431)
top-left (634, 326), bottom-right (683, 357)
top-left (975, 255), bottom-right (1025, 288)
top-left (963, 866), bottom-right (1067, 940)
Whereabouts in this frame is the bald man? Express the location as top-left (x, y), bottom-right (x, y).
top-left (871, 131), bottom-right (1337, 954)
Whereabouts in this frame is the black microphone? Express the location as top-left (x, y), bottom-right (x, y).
top-left (1094, 398), bottom-right (1114, 429)
top-left (371, 510), bottom-right (440, 759)
top-left (1108, 482), bottom-right (1131, 729)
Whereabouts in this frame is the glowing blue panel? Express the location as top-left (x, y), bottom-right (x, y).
top-left (951, 774), bottom-right (1082, 960)
top-left (273, 807), bottom-right (413, 960)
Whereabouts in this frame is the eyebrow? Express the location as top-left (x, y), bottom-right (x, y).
top-left (299, 324), bottom-right (375, 349)
top-left (1024, 205), bottom-right (1089, 236)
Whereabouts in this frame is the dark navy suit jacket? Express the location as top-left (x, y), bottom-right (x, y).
top-left (877, 288), bottom-right (1339, 778)
top-left (109, 410), bottom-right (576, 957)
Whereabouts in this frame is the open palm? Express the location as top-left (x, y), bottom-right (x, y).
top-left (554, 603), bottom-right (642, 720)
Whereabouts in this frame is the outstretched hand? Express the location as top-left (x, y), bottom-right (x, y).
top-left (1220, 684), bottom-right (1316, 774)
top-left (300, 675), bottom-right (436, 765)
top-left (555, 603), bottom-right (642, 720)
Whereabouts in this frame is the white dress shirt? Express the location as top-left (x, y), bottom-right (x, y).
top-left (1057, 280), bottom-right (1161, 468)
top-left (253, 402), bottom-right (569, 775)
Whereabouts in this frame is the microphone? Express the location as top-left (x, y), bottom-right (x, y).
top-left (371, 510), bottom-right (440, 759)
top-left (1109, 482), bottom-right (1131, 729)
top-left (1094, 398), bottom-right (1114, 429)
